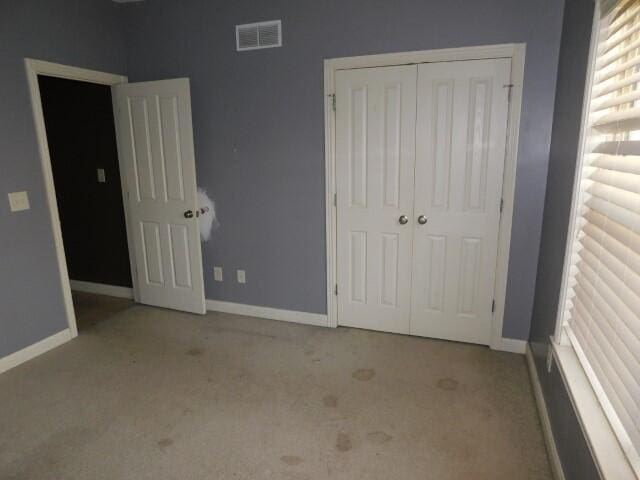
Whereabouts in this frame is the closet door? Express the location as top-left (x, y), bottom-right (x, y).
top-left (410, 59), bottom-right (511, 344)
top-left (335, 65), bottom-right (417, 334)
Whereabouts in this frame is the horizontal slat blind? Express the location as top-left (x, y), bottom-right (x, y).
top-left (563, 1), bottom-right (640, 476)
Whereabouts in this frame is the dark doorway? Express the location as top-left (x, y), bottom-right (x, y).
top-left (38, 76), bottom-right (132, 293)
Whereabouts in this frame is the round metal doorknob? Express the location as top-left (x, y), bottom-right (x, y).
top-left (184, 210), bottom-right (194, 219)
top-left (398, 215), bottom-right (409, 225)
top-left (418, 215), bottom-right (428, 225)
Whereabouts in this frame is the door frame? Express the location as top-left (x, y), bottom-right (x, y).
top-left (25, 58), bottom-right (131, 338)
top-left (323, 43), bottom-right (526, 350)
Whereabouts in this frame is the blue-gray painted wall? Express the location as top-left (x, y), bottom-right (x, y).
top-left (0, 0), bottom-right (566, 355)
top-left (529, 0), bottom-right (600, 478)
top-left (0, 0), bottom-right (127, 358)
top-left (0, 1), bottom-right (605, 474)
top-left (122, 0), bottom-right (565, 340)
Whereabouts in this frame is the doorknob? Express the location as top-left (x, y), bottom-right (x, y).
top-left (418, 215), bottom-right (427, 225)
top-left (184, 210), bottom-right (194, 219)
top-left (398, 215), bottom-right (409, 225)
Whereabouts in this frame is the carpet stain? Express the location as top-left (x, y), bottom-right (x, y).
top-left (211, 326), bottom-right (277, 340)
top-left (352, 368), bottom-right (375, 381)
top-left (157, 438), bottom-right (173, 448)
top-left (280, 455), bottom-right (303, 466)
top-left (367, 431), bottom-right (393, 444)
top-left (186, 347), bottom-right (204, 357)
top-left (336, 433), bottom-right (352, 452)
top-left (322, 395), bottom-right (338, 407)
top-left (304, 349), bottom-right (315, 356)
top-left (437, 377), bottom-right (459, 391)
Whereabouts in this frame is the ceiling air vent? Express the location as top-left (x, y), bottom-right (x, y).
top-left (236, 20), bottom-right (282, 51)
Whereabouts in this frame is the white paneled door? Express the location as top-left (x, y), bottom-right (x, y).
top-left (113, 79), bottom-right (206, 314)
top-left (411, 59), bottom-right (511, 344)
top-left (335, 65), bottom-right (417, 333)
top-left (335, 58), bottom-right (511, 345)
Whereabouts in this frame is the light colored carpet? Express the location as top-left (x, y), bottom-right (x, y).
top-left (0, 300), bottom-right (551, 479)
top-left (71, 290), bottom-right (133, 331)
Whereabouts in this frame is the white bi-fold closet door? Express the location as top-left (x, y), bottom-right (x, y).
top-left (335, 58), bottom-right (511, 345)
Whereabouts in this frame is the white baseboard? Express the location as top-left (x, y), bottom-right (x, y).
top-left (0, 329), bottom-right (72, 375)
top-left (206, 299), bottom-right (329, 327)
top-left (526, 344), bottom-right (566, 480)
top-left (70, 280), bottom-right (134, 299)
top-left (494, 337), bottom-right (527, 354)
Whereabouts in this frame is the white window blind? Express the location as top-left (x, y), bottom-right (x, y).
top-left (562, 0), bottom-right (640, 476)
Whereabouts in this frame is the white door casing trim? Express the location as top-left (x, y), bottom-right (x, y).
top-left (25, 58), bottom-right (130, 339)
top-left (323, 43), bottom-right (526, 350)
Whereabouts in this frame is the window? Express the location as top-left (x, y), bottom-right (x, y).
top-left (558, 0), bottom-right (640, 476)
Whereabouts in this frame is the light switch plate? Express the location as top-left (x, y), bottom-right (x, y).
top-left (237, 269), bottom-right (246, 284)
top-left (214, 266), bottom-right (223, 281)
top-left (8, 191), bottom-right (30, 212)
top-left (97, 168), bottom-right (106, 183)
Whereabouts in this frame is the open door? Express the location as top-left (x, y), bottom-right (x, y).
top-left (112, 78), bottom-right (205, 314)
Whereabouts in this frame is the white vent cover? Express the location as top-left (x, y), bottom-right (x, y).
top-left (236, 20), bottom-right (282, 51)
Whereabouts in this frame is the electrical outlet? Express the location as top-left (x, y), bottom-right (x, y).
top-left (97, 168), bottom-right (106, 183)
top-left (237, 269), bottom-right (246, 284)
top-left (8, 191), bottom-right (30, 212)
top-left (214, 266), bottom-right (223, 281)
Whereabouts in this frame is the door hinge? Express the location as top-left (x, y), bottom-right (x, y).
top-left (334, 193), bottom-right (337, 207)
top-left (330, 93), bottom-right (336, 112)
top-left (499, 198), bottom-right (504, 213)
top-left (335, 284), bottom-right (338, 295)
top-left (491, 299), bottom-right (496, 313)
top-left (503, 83), bottom-right (514, 102)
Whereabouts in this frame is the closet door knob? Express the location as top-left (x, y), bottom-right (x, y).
top-left (418, 215), bottom-right (427, 225)
top-left (398, 215), bottom-right (409, 225)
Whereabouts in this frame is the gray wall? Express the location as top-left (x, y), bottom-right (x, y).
top-left (122, 0), bottom-right (565, 339)
top-left (0, 0), bottom-right (127, 358)
top-left (529, 0), bottom-right (600, 478)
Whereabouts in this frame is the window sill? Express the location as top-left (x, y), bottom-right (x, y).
top-left (553, 343), bottom-right (636, 480)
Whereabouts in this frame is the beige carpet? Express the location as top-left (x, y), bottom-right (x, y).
top-left (0, 298), bottom-right (551, 479)
top-left (72, 290), bottom-right (133, 331)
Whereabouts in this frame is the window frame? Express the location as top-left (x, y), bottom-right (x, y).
top-left (552, 1), bottom-right (640, 478)
top-left (554, 1), bottom-right (601, 348)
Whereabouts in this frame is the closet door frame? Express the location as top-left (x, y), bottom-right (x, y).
top-left (323, 43), bottom-right (526, 353)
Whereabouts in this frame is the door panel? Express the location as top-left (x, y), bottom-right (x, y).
top-left (141, 221), bottom-right (163, 285)
top-left (336, 65), bottom-right (417, 334)
top-left (410, 59), bottom-right (511, 344)
top-left (113, 79), bottom-right (205, 314)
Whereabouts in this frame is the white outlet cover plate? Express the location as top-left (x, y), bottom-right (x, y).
top-left (237, 269), bottom-right (246, 284)
top-left (214, 266), bottom-right (223, 281)
top-left (8, 191), bottom-right (30, 212)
